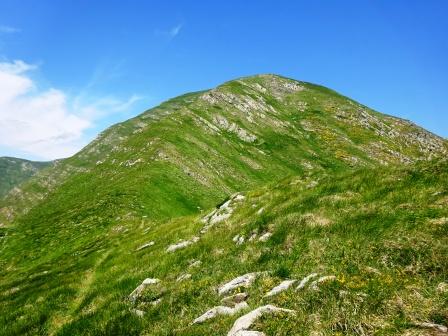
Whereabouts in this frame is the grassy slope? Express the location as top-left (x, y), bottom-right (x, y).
top-left (0, 75), bottom-right (447, 335)
top-left (0, 160), bottom-right (446, 335)
top-left (0, 157), bottom-right (51, 199)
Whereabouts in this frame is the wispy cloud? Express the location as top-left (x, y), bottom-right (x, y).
top-left (0, 60), bottom-right (141, 160)
top-left (169, 24), bottom-right (182, 38)
top-left (0, 25), bottom-right (20, 34)
top-left (155, 23), bottom-right (183, 39)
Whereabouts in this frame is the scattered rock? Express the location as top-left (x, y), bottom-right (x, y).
top-left (136, 241), bottom-right (155, 251)
top-left (193, 302), bottom-right (249, 324)
top-left (234, 331), bottom-right (265, 336)
top-left (256, 207), bottom-right (265, 215)
top-left (177, 273), bottom-right (192, 282)
top-left (233, 235), bottom-right (245, 245)
top-left (227, 305), bottom-right (295, 336)
top-left (414, 322), bottom-right (447, 333)
top-left (189, 260), bottom-right (202, 268)
top-left (219, 272), bottom-right (262, 296)
top-left (166, 236), bottom-right (200, 252)
top-left (201, 193), bottom-right (246, 233)
top-left (364, 266), bottom-right (381, 275)
top-left (248, 233), bottom-right (258, 241)
top-left (129, 278), bottom-right (160, 302)
top-left (296, 273), bottom-right (319, 290)
top-left (265, 280), bottom-right (297, 297)
top-left (221, 293), bottom-right (249, 306)
top-left (437, 282), bottom-right (448, 293)
top-left (310, 275), bottom-right (336, 290)
top-left (131, 308), bottom-right (145, 318)
top-left (150, 298), bottom-right (162, 306)
top-left (258, 232), bottom-right (272, 242)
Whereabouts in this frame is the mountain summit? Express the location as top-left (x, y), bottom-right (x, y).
top-left (0, 75), bottom-right (447, 335)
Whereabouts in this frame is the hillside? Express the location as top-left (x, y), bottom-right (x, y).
top-left (0, 75), bottom-right (447, 335)
top-left (0, 157), bottom-right (51, 199)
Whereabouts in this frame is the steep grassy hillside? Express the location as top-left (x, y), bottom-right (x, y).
top-left (0, 75), bottom-right (446, 335)
top-left (1, 160), bottom-right (447, 335)
top-left (0, 157), bottom-right (51, 199)
top-left (1, 75), bottom-right (445, 227)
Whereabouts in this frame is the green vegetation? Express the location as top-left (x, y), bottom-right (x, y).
top-left (0, 157), bottom-right (51, 198)
top-left (0, 75), bottom-right (446, 335)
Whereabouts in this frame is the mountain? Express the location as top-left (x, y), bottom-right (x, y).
top-left (0, 157), bottom-right (51, 199)
top-left (0, 74), bottom-right (447, 336)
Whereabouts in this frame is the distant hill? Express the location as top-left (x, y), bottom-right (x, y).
top-left (0, 157), bottom-right (51, 198)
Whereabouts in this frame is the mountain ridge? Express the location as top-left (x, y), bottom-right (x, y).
top-left (1, 74), bottom-right (446, 228)
top-left (0, 157), bottom-right (52, 200)
top-left (0, 74), bottom-right (447, 335)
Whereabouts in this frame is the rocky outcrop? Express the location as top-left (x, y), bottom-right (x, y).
top-left (129, 278), bottom-right (160, 302)
top-left (296, 273), bottom-right (319, 290)
top-left (218, 272), bottom-right (262, 296)
top-left (166, 236), bottom-right (200, 253)
top-left (193, 302), bottom-right (248, 324)
top-left (201, 193), bottom-right (246, 233)
top-left (310, 275), bottom-right (336, 290)
top-left (136, 241), bottom-right (155, 251)
top-left (227, 305), bottom-right (295, 336)
top-left (265, 280), bottom-right (297, 297)
top-left (221, 293), bottom-right (248, 306)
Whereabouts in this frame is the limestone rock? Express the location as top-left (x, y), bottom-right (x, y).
top-left (415, 322), bottom-right (447, 333)
top-left (201, 193), bottom-right (246, 233)
top-left (176, 273), bottom-right (192, 282)
top-left (310, 275), bottom-right (336, 290)
top-left (296, 273), bottom-right (319, 290)
top-left (221, 293), bottom-right (249, 306)
top-left (219, 272), bottom-right (261, 296)
top-left (265, 280), bottom-right (297, 297)
top-left (166, 236), bottom-right (200, 253)
top-left (193, 302), bottom-right (248, 324)
top-left (131, 308), bottom-right (145, 317)
top-left (129, 278), bottom-right (160, 302)
top-left (136, 241), bottom-right (155, 251)
top-left (258, 232), bottom-right (272, 242)
top-left (227, 305), bottom-right (295, 336)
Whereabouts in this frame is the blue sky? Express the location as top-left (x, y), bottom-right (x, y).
top-left (0, 0), bottom-right (447, 160)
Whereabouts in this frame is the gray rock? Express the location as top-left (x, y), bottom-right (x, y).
top-left (136, 241), bottom-right (155, 251)
top-left (227, 305), bottom-right (295, 336)
top-left (166, 236), bottom-right (200, 253)
top-left (218, 272), bottom-right (261, 296)
top-left (129, 278), bottom-right (160, 302)
top-left (258, 232), bottom-right (272, 242)
top-left (193, 302), bottom-right (248, 324)
top-left (415, 322), bottom-right (447, 333)
top-left (221, 292), bottom-right (249, 306)
top-left (176, 273), bottom-right (191, 282)
top-left (131, 308), bottom-right (145, 317)
top-left (265, 280), bottom-right (297, 297)
top-left (309, 275), bottom-right (336, 290)
top-left (296, 273), bottom-right (318, 290)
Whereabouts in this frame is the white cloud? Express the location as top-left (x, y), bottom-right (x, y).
top-left (169, 24), bottom-right (182, 38)
top-left (155, 23), bottom-right (183, 39)
top-left (0, 60), bottom-right (140, 160)
top-left (0, 25), bottom-right (20, 34)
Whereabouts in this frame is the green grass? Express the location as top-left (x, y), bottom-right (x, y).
top-left (1, 160), bottom-right (446, 335)
top-left (0, 157), bottom-right (51, 198)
